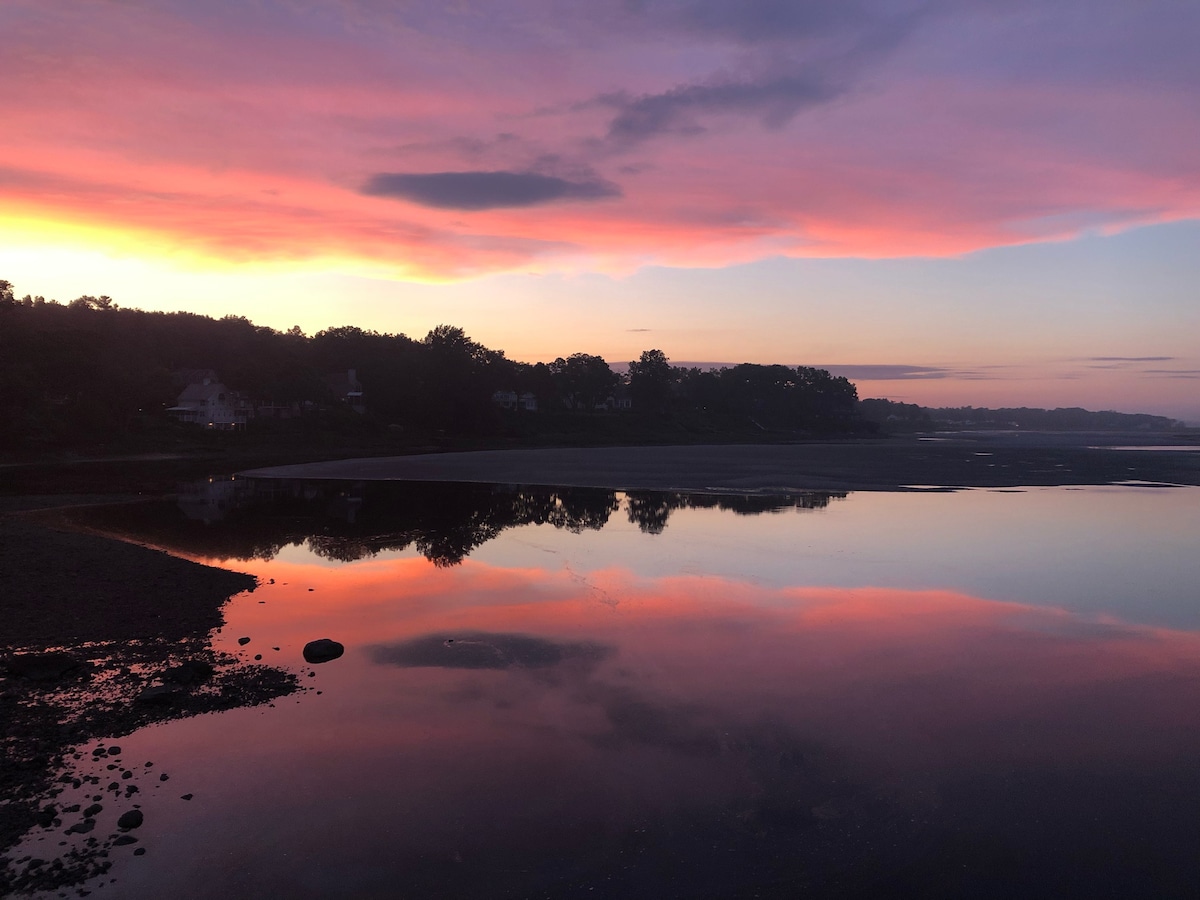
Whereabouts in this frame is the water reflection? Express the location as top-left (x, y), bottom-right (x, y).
top-left (17, 480), bottom-right (1200, 897)
top-left (63, 477), bottom-right (846, 566)
top-left (45, 551), bottom-right (1200, 899)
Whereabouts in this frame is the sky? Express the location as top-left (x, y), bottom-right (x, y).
top-left (1, 0), bottom-right (1198, 420)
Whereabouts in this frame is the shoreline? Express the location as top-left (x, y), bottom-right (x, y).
top-left (238, 434), bottom-right (1200, 493)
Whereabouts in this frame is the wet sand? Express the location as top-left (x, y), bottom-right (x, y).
top-left (240, 433), bottom-right (1200, 492)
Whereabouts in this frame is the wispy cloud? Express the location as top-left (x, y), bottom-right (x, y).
top-left (599, 72), bottom-right (842, 144)
top-left (1086, 356), bottom-right (1174, 362)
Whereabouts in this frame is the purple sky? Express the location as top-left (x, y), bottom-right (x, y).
top-left (2, 1), bottom-right (1198, 418)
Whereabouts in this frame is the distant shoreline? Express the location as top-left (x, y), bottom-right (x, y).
top-left (240, 433), bottom-right (1200, 493)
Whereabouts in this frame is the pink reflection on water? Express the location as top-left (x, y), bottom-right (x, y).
top-left (56, 549), bottom-right (1200, 897)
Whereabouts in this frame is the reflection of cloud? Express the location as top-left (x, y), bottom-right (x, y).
top-left (361, 170), bottom-right (621, 210)
top-left (367, 632), bottom-right (611, 670)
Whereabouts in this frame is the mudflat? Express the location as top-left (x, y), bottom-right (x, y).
top-left (240, 433), bottom-right (1200, 491)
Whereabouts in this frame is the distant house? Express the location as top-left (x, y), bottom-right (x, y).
top-left (167, 376), bottom-right (250, 430)
top-left (492, 390), bottom-right (538, 412)
top-left (595, 383), bottom-right (632, 412)
top-left (326, 369), bottom-right (365, 413)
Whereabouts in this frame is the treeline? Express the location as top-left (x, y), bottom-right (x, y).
top-left (0, 282), bottom-right (863, 451)
top-left (860, 398), bottom-right (1181, 432)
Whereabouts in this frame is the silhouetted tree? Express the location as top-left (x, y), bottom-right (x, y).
top-left (629, 348), bottom-right (671, 413)
top-left (549, 353), bottom-right (618, 411)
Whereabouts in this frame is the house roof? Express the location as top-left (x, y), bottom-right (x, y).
top-left (177, 382), bottom-right (228, 403)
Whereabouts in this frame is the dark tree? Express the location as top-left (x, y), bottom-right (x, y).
top-left (628, 349), bottom-right (672, 413)
top-left (549, 353), bottom-right (618, 411)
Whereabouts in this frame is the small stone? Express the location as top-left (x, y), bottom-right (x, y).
top-left (116, 810), bottom-right (143, 830)
top-left (121, 771), bottom-right (132, 780)
top-left (133, 848), bottom-right (146, 856)
top-left (237, 637), bottom-right (251, 646)
top-left (254, 654), bottom-right (262, 661)
top-left (83, 804), bottom-right (102, 817)
top-left (106, 746), bottom-right (121, 756)
top-left (108, 782), bottom-right (120, 791)
top-left (158, 774), bottom-right (169, 782)
top-left (65, 819), bottom-right (95, 835)
top-left (112, 835), bottom-right (137, 846)
top-left (180, 794), bottom-right (193, 801)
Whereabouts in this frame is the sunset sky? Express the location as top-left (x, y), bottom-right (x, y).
top-left (2, 1), bottom-right (1198, 419)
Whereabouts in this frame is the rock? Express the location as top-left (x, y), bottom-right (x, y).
top-left (135, 685), bottom-right (182, 705)
top-left (163, 660), bottom-right (214, 685)
top-left (2, 651), bottom-right (85, 681)
top-left (112, 835), bottom-right (137, 846)
top-left (159, 774), bottom-right (169, 782)
top-left (180, 793), bottom-right (193, 801)
top-left (83, 804), bottom-right (102, 817)
top-left (237, 637), bottom-right (251, 646)
top-left (116, 810), bottom-right (143, 830)
top-left (302, 639), bottom-right (345, 664)
top-left (106, 746), bottom-right (121, 756)
top-left (66, 819), bottom-right (96, 835)
top-left (133, 847), bottom-right (146, 856)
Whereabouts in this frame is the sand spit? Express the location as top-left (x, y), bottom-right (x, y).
top-left (239, 436), bottom-right (1200, 492)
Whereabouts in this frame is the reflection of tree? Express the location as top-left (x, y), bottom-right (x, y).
top-left (67, 482), bottom-right (845, 564)
top-left (625, 491), bottom-right (686, 534)
top-left (626, 490), bottom-right (847, 533)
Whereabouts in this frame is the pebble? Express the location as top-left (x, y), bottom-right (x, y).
top-left (116, 810), bottom-right (143, 830)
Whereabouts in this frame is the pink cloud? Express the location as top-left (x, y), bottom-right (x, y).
top-left (2, 1), bottom-right (1197, 277)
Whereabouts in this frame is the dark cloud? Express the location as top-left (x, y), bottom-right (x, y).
top-left (361, 170), bottom-right (621, 210)
top-left (367, 632), bottom-right (611, 670)
top-left (1087, 356), bottom-right (1174, 363)
top-left (1144, 370), bottom-right (1200, 379)
top-left (602, 72), bottom-right (841, 143)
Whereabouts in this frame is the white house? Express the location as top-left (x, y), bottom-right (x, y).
top-left (168, 377), bottom-right (249, 430)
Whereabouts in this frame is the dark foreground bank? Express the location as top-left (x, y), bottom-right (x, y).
top-left (0, 499), bottom-right (297, 895)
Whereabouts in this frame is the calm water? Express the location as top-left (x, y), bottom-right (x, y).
top-left (16, 480), bottom-right (1200, 898)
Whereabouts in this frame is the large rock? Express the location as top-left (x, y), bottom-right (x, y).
top-left (117, 810), bottom-right (143, 830)
top-left (302, 639), bottom-right (344, 664)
